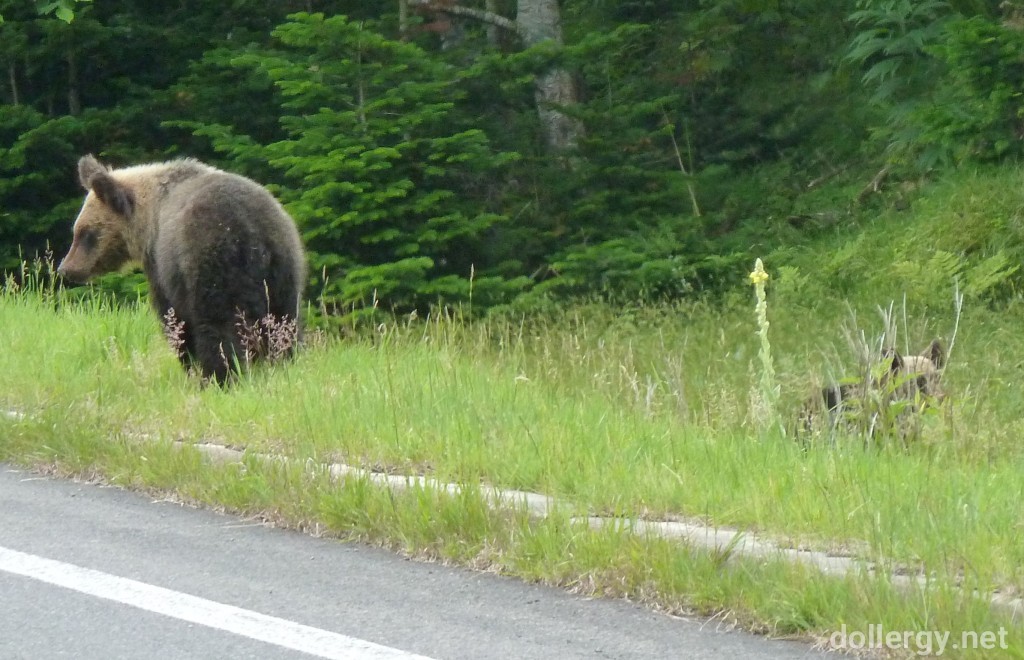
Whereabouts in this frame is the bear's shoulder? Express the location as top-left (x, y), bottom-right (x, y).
top-left (114, 158), bottom-right (217, 184)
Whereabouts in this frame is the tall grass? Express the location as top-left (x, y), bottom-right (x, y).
top-left (3, 273), bottom-right (1024, 595)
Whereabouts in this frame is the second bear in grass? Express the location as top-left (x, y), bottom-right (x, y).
top-left (57, 155), bottom-right (306, 383)
top-left (798, 339), bottom-right (946, 441)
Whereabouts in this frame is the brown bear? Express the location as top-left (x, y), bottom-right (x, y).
top-left (57, 155), bottom-right (306, 383)
top-left (798, 339), bottom-right (946, 441)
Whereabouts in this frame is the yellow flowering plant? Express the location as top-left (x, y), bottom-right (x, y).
top-left (750, 259), bottom-right (780, 433)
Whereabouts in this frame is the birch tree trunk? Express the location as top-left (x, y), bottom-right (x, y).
top-left (516, 0), bottom-right (582, 152)
top-left (7, 63), bottom-right (18, 105)
top-left (485, 0), bottom-right (500, 48)
top-left (399, 0), bottom-right (409, 34)
top-left (407, 0), bottom-right (583, 153)
top-left (67, 47), bottom-right (80, 115)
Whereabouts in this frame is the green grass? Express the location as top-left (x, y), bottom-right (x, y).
top-left (3, 398), bottom-right (1019, 657)
top-left (2, 288), bottom-right (1023, 653)
top-left (4, 168), bottom-right (1024, 655)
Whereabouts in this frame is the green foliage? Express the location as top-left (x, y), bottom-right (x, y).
top-left (846, 0), bottom-right (954, 104)
top-left (3, 0), bottom-right (1024, 314)
top-left (908, 16), bottom-right (1024, 165)
top-left (535, 233), bottom-right (696, 300)
top-left (0, 106), bottom-right (80, 270)
top-left (776, 166), bottom-right (1024, 309)
top-left (35, 0), bottom-right (91, 23)
top-left (1, 0), bottom-right (91, 24)
top-left (846, 3), bottom-right (1024, 168)
top-left (184, 14), bottom-right (526, 316)
top-left (551, 25), bottom-right (705, 297)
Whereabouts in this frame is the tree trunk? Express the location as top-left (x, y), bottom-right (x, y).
top-left (485, 0), bottom-right (500, 48)
top-left (7, 63), bottom-right (18, 105)
top-left (533, 68), bottom-right (581, 152)
top-left (516, 0), bottom-right (582, 152)
top-left (515, 0), bottom-right (560, 46)
top-left (67, 48), bottom-right (80, 115)
top-left (407, 0), bottom-right (583, 153)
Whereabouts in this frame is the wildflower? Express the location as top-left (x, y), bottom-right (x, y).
top-left (749, 259), bottom-right (769, 286)
top-left (750, 258), bottom-right (779, 434)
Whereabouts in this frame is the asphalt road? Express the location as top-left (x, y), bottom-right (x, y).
top-left (0, 465), bottom-right (829, 659)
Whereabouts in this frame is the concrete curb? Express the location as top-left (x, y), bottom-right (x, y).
top-left (4, 407), bottom-right (1020, 621)
top-left (178, 438), bottom-right (1021, 622)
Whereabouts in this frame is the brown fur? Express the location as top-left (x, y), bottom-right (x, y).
top-left (58, 155), bottom-right (306, 383)
top-left (798, 339), bottom-right (946, 440)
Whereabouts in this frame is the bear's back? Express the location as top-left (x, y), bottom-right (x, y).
top-left (155, 165), bottom-right (300, 255)
top-left (144, 161), bottom-right (305, 322)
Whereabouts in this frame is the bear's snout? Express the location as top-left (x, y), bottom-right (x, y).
top-left (56, 252), bottom-right (88, 283)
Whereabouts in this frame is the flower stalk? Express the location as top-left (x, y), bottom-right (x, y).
top-left (749, 258), bottom-right (780, 432)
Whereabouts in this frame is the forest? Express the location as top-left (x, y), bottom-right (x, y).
top-left (2, 0), bottom-right (1024, 317)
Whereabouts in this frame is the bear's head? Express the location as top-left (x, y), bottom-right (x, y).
top-left (56, 155), bottom-right (136, 283)
top-left (882, 338), bottom-right (946, 405)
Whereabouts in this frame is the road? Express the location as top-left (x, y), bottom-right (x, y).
top-left (0, 465), bottom-right (828, 659)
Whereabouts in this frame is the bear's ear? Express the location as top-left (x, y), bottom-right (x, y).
top-left (79, 155), bottom-right (135, 216)
top-left (78, 154), bottom-right (106, 190)
top-left (90, 171), bottom-right (136, 218)
top-left (882, 347), bottom-right (903, 374)
top-left (923, 338), bottom-right (945, 369)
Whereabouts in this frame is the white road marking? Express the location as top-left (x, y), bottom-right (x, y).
top-left (0, 545), bottom-right (433, 660)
